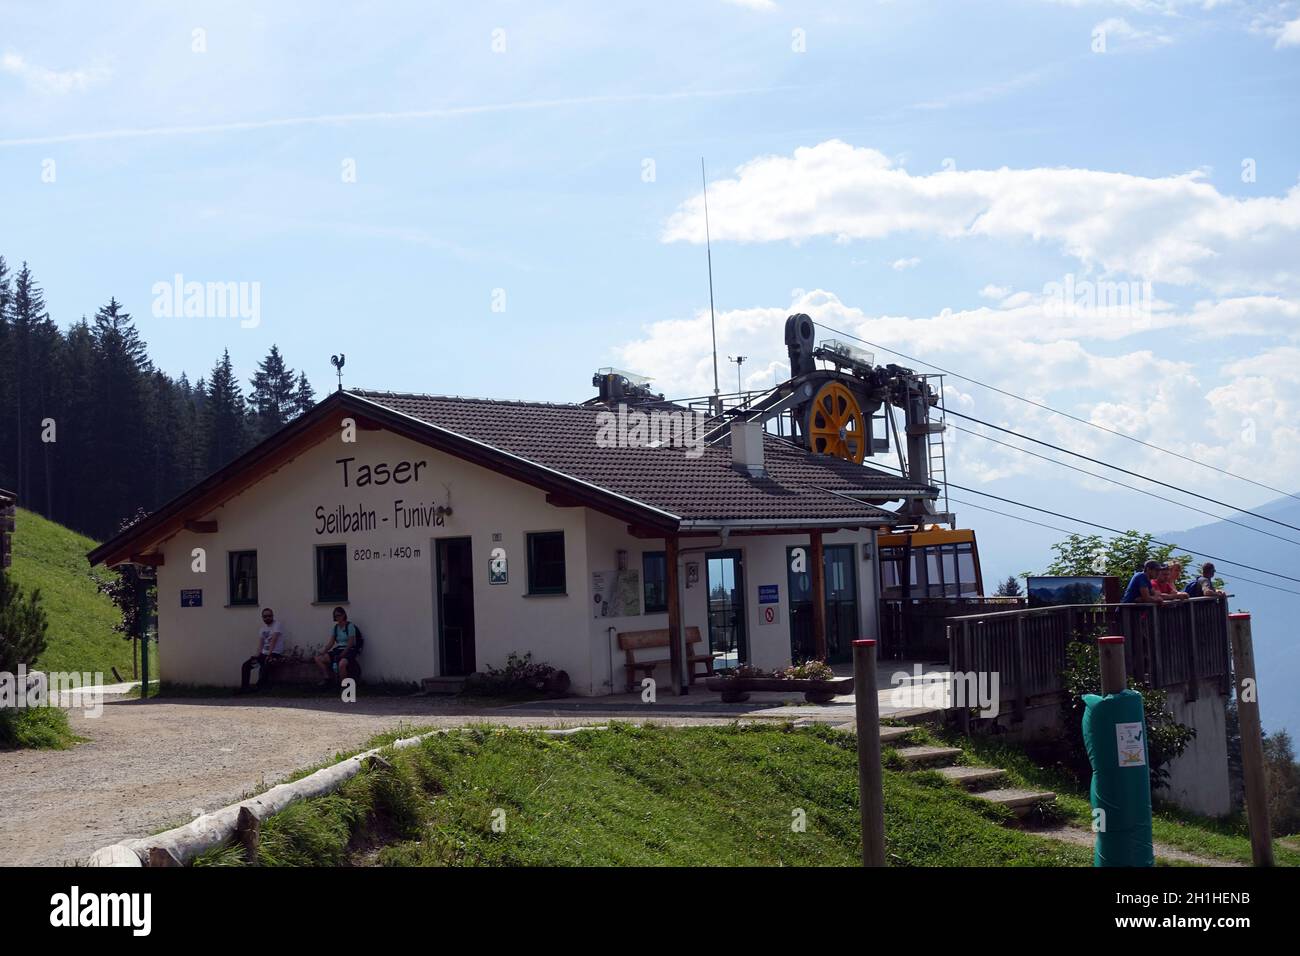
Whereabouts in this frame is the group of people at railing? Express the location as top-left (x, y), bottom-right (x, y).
top-left (1122, 559), bottom-right (1224, 604)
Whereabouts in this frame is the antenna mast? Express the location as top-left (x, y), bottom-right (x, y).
top-left (702, 158), bottom-right (721, 415)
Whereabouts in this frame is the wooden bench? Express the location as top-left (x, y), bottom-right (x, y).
top-left (617, 626), bottom-right (714, 692)
top-left (260, 652), bottom-right (362, 687)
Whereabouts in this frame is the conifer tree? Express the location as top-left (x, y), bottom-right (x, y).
top-left (247, 344), bottom-right (297, 441)
top-left (292, 370), bottom-right (316, 417)
top-left (203, 350), bottom-right (247, 471)
top-left (89, 298), bottom-right (151, 536)
top-left (9, 265), bottom-right (62, 513)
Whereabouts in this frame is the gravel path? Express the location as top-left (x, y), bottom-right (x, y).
top-left (0, 693), bottom-right (758, 867)
top-left (1025, 824), bottom-right (1242, 867)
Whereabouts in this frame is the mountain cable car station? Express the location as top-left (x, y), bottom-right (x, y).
top-left (89, 315), bottom-right (973, 695)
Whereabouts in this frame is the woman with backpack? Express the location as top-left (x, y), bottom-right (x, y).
top-left (314, 606), bottom-right (363, 687)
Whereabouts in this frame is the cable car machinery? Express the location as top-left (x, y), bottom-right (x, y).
top-left (699, 313), bottom-right (954, 527)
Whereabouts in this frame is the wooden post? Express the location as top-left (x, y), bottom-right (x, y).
top-left (1012, 615), bottom-right (1026, 722)
top-left (1186, 601), bottom-right (1200, 701)
top-left (810, 531), bottom-right (828, 662)
top-left (1229, 613), bottom-right (1274, 866)
top-left (235, 805), bottom-right (261, 864)
top-left (1099, 635), bottom-right (1127, 695)
top-left (852, 639), bottom-right (886, 866)
top-left (666, 535), bottom-right (684, 695)
top-left (1150, 606), bottom-right (1164, 688)
top-left (147, 847), bottom-right (182, 867)
top-left (899, 534), bottom-right (913, 658)
top-left (956, 620), bottom-right (971, 735)
top-left (135, 566), bottom-right (153, 701)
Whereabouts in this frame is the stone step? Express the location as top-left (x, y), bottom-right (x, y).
top-left (826, 721), bottom-right (915, 744)
top-left (420, 676), bottom-right (467, 695)
top-left (934, 765), bottom-right (1006, 789)
top-left (896, 745), bottom-right (963, 767)
top-left (973, 788), bottom-right (1057, 817)
top-left (888, 707), bottom-right (946, 725)
top-left (879, 725), bottom-right (915, 744)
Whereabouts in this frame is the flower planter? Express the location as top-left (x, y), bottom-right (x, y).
top-left (705, 675), bottom-right (853, 705)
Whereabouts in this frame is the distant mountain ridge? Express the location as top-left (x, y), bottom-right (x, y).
top-left (1163, 493), bottom-right (1300, 736)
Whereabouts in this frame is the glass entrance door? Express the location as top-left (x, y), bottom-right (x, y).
top-left (787, 544), bottom-right (859, 664)
top-left (706, 550), bottom-right (747, 668)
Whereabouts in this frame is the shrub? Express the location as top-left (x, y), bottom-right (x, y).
top-left (0, 706), bottom-right (78, 750)
top-left (0, 568), bottom-right (48, 674)
top-left (776, 660), bottom-right (836, 681)
top-left (1059, 638), bottom-right (1195, 792)
top-left (463, 652), bottom-right (568, 697)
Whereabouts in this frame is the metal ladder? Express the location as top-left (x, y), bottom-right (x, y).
top-left (920, 373), bottom-right (952, 526)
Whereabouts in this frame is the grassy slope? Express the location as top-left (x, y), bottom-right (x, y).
top-left (199, 723), bottom-right (1092, 867)
top-left (7, 508), bottom-right (131, 679)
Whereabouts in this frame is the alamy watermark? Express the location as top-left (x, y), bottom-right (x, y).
top-left (1042, 274), bottom-right (1152, 321)
top-left (889, 664), bottom-right (1000, 718)
top-left (1, 665), bottom-right (105, 718)
top-left (151, 273), bottom-right (261, 328)
top-left (595, 403), bottom-right (707, 459)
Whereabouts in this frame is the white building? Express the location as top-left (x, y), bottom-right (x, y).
top-left (89, 389), bottom-right (937, 694)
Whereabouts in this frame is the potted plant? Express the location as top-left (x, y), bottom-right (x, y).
top-left (711, 665), bottom-right (765, 703)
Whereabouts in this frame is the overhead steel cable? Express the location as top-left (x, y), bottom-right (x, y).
top-left (949, 422), bottom-right (1300, 550)
top-left (813, 449), bottom-right (1300, 590)
top-left (945, 494), bottom-right (1300, 598)
top-left (942, 407), bottom-right (1300, 535)
top-left (810, 319), bottom-right (1300, 504)
top-left (944, 481), bottom-right (1300, 585)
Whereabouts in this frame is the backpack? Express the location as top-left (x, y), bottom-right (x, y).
top-left (1185, 578), bottom-right (1204, 598)
top-left (351, 624), bottom-right (365, 652)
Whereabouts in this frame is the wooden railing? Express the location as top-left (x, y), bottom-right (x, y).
top-left (879, 597), bottom-right (1025, 660)
top-left (945, 596), bottom-right (1232, 724)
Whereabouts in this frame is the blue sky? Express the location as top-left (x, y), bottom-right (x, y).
top-left (3, 0), bottom-right (1300, 587)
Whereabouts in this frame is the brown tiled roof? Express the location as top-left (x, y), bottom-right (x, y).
top-left (89, 389), bottom-right (938, 566)
top-left (349, 390), bottom-right (935, 528)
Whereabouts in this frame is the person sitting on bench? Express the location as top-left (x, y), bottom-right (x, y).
top-left (239, 608), bottom-right (285, 692)
top-left (315, 606), bottom-right (361, 687)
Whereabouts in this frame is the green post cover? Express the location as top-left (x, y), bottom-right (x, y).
top-left (1082, 688), bottom-right (1154, 867)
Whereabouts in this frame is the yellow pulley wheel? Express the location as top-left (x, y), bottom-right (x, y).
top-left (807, 381), bottom-right (866, 463)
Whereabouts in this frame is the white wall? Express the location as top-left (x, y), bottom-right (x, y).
top-left (154, 428), bottom-right (591, 690)
top-left (738, 529), bottom-right (878, 670)
top-left (584, 513), bottom-right (669, 695)
top-left (151, 425), bottom-right (886, 695)
top-left (1163, 681), bottom-right (1232, 817)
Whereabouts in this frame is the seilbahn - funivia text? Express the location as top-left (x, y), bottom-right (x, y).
top-left (314, 499), bottom-right (449, 535)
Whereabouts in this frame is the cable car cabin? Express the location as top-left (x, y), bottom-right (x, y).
top-left (878, 527), bottom-right (984, 599)
top-left (877, 528), bottom-right (991, 661)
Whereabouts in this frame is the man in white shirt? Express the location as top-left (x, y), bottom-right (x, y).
top-left (239, 608), bottom-right (285, 692)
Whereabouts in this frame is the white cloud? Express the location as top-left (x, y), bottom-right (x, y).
top-left (662, 140), bottom-right (1300, 295)
top-left (980, 284), bottom-right (1011, 300)
top-left (1092, 17), bottom-right (1175, 48)
top-left (612, 287), bottom-right (1300, 492)
top-left (1276, 17), bottom-right (1300, 46)
top-left (0, 51), bottom-right (109, 94)
top-left (722, 0), bottom-right (778, 9)
top-left (891, 256), bottom-right (921, 270)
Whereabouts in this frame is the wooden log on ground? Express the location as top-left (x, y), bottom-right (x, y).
top-left (90, 723), bottom-right (613, 866)
top-left (86, 844), bottom-right (143, 867)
